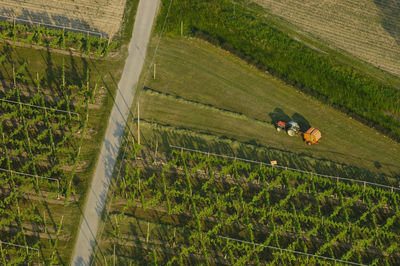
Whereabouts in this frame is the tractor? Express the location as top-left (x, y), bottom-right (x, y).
top-left (276, 121), bottom-right (321, 145)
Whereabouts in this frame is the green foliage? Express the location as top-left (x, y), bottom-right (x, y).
top-left (113, 146), bottom-right (400, 264)
top-left (0, 20), bottom-right (115, 57)
top-left (0, 63), bottom-right (96, 197)
top-left (157, 0), bottom-right (400, 141)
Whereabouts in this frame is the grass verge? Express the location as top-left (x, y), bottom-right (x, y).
top-left (138, 36), bottom-right (400, 180)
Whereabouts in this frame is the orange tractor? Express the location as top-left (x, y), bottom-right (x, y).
top-left (276, 121), bottom-right (321, 145)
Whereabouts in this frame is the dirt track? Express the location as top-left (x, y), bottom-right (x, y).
top-left (0, 0), bottom-right (127, 38)
top-left (70, 0), bottom-right (160, 264)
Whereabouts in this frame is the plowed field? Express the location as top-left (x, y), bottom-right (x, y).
top-left (0, 0), bottom-right (127, 38)
top-left (252, 0), bottom-right (400, 77)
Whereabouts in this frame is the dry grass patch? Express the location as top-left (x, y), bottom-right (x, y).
top-left (0, 0), bottom-right (127, 38)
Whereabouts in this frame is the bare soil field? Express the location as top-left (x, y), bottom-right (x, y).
top-left (251, 0), bottom-right (400, 77)
top-left (0, 0), bottom-right (127, 38)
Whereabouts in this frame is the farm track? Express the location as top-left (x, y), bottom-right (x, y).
top-left (0, 0), bottom-right (127, 38)
top-left (71, 0), bottom-right (160, 264)
top-left (252, 0), bottom-right (400, 76)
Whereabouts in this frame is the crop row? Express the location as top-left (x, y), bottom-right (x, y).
top-left (0, 63), bottom-right (95, 264)
top-left (100, 144), bottom-right (400, 265)
top-left (0, 19), bottom-right (116, 57)
top-left (0, 190), bottom-right (65, 264)
top-left (156, 0), bottom-right (400, 141)
top-left (0, 63), bottom-right (95, 199)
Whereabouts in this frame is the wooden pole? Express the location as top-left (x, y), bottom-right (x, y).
top-left (113, 243), bottom-right (115, 266)
top-left (181, 21), bottom-right (183, 37)
top-left (62, 59), bottom-right (65, 88)
top-left (13, 66), bottom-right (16, 88)
top-left (154, 141), bottom-right (158, 160)
top-left (13, 18), bottom-right (16, 46)
top-left (43, 211), bottom-right (47, 234)
top-left (36, 72), bottom-right (40, 92)
top-left (153, 63), bottom-right (156, 80)
top-left (363, 181), bottom-right (366, 203)
top-left (146, 221), bottom-right (150, 242)
top-left (137, 102), bottom-right (140, 145)
top-left (58, 216), bottom-right (64, 234)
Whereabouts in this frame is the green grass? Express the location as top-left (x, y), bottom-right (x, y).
top-left (113, 0), bottom-right (141, 45)
top-left (155, 0), bottom-right (400, 141)
top-left (138, 36), bottom-right (400, 180)
top-left (245, 0), bottom-right (400, 82)
top-left (242, 1), bottom-right (400, 89)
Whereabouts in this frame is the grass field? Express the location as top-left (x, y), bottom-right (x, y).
top-left (249, 0), bottom-right (400, 77)
top-left (137, 36), bottom-right (400, 181)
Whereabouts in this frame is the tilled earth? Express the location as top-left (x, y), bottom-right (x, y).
top-left (0, 0), bottom-right (127, 38)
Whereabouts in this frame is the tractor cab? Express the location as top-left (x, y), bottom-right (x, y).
top-left (276, 121), bottom-right (300, 136)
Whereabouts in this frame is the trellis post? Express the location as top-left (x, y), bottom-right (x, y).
top-left (146, 221), bottom-right (150, 242)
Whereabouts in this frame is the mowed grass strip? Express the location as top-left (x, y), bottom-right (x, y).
top-left (141, 37), bottom-right (400, 177)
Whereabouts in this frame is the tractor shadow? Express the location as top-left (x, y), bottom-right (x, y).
top-left (269, 108), bottom-right (311, 131)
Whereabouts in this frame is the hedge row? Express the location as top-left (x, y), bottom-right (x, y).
top-left (157, 0), bottom-right (400, 141)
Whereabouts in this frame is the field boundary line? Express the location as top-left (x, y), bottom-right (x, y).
top-left (218, 236), bottom-right (366, 266)
top-left (0, 14), bottom-right (104, 38)
top-left (0, 98), bottom-right (80, 118)
top-left (170, 145), bottom-right (400, 192)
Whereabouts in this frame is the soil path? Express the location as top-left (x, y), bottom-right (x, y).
top-left (70, 0), bottom-right (159, 265)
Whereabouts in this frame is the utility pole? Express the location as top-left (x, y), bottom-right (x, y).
top-left (137, 102), bottom-right (140, 145)
top-left (181, 21), bottom-right (183, 37)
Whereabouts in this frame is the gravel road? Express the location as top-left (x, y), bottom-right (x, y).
top-left (70, 0), bottom-right (159, 264)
